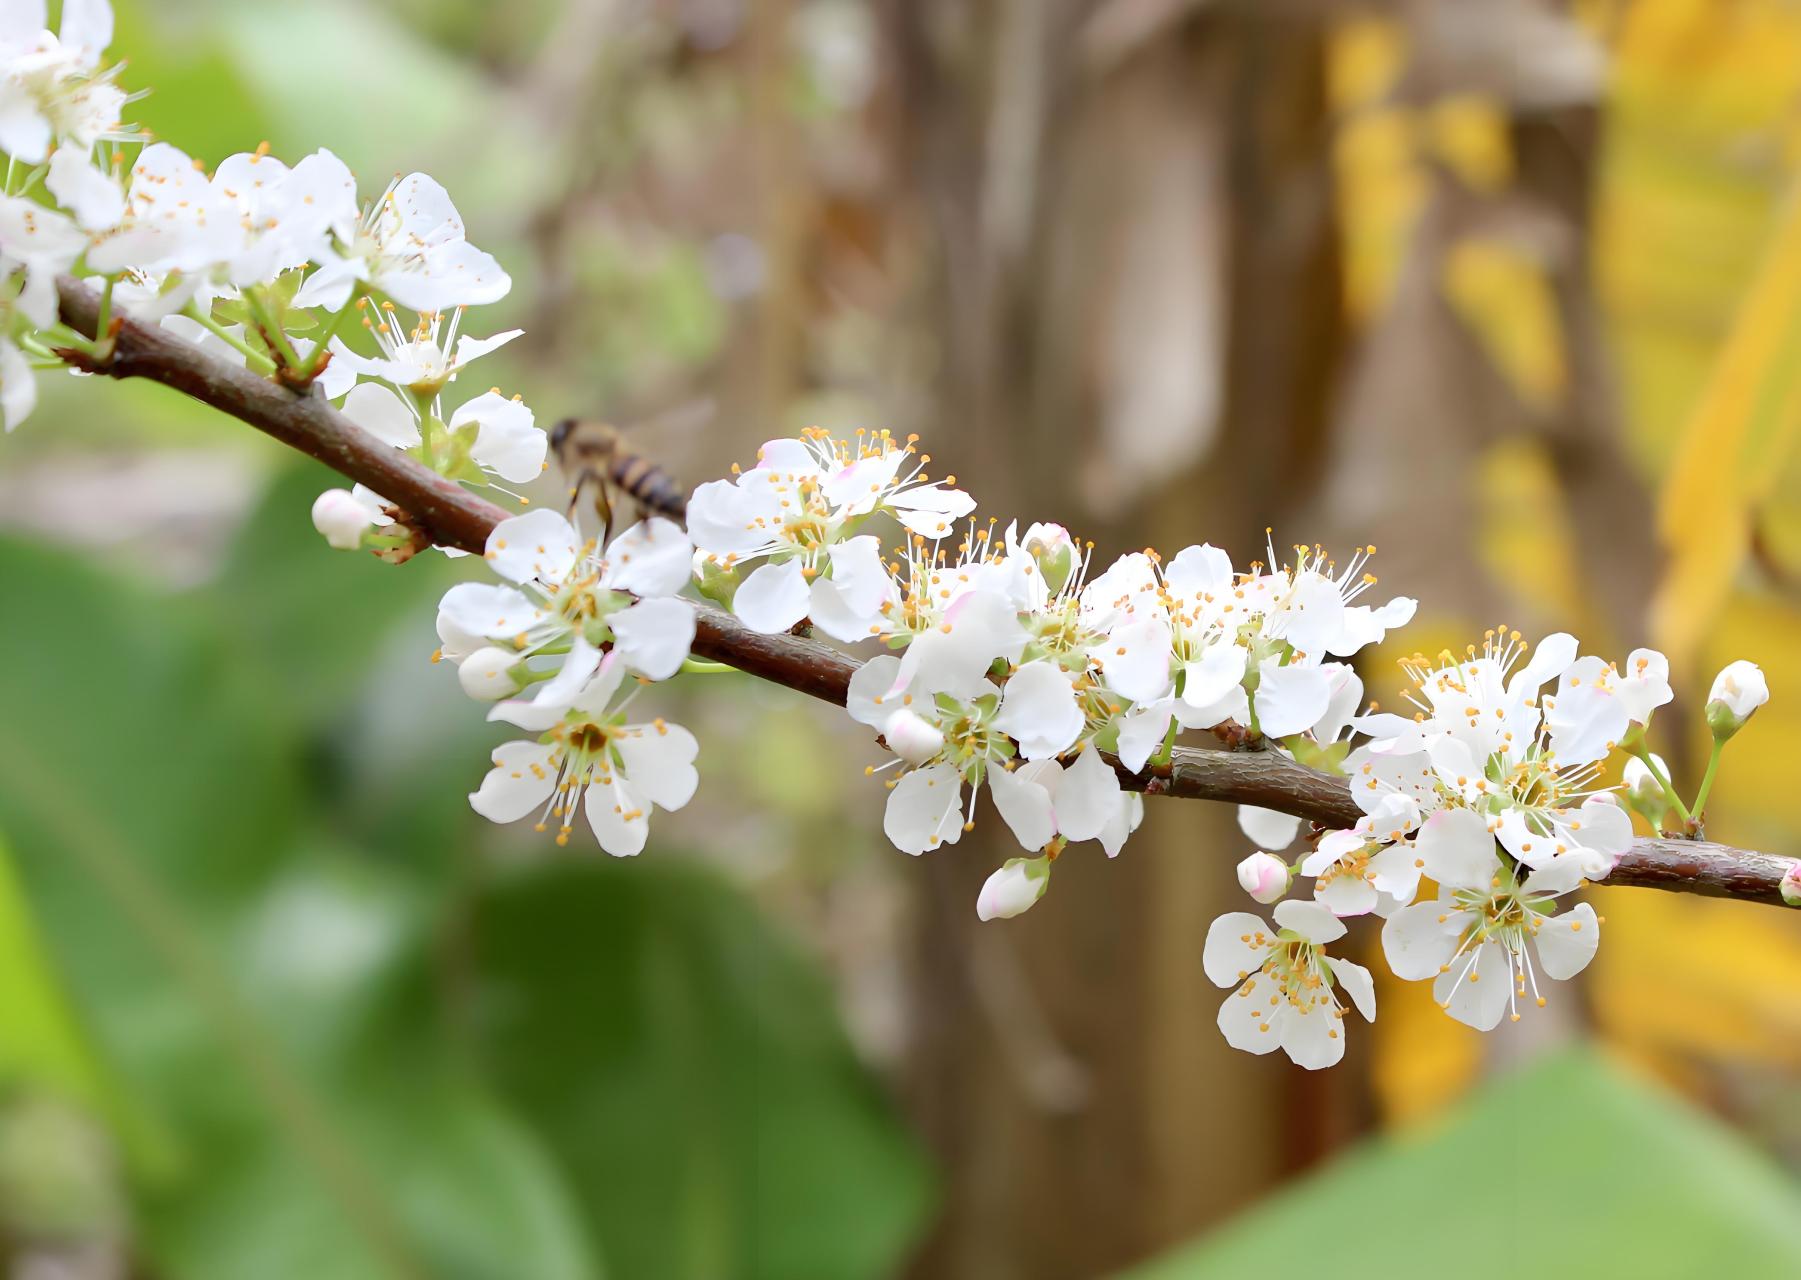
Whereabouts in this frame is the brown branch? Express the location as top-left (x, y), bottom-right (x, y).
top-left (55, 275), bottom-right (1800, 908)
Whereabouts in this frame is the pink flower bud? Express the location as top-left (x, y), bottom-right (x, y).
top-left (1236, 851), bottom-right (1289, 905)
top-left (883, 708), bottom-right (945, 765)
top-left (976, 857), bottom-right (1051, 921)
top-left (1782, 863), bottom-right (1801, 909)
top-left (311, 488), bottom-right (376, 550)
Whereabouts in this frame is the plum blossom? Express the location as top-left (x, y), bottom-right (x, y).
top-left (470, 652), bottom-right (697, 854)
top-left (1382, 822), bottom-right (1600, 1030)
top-left (0, 191), bottom-right (84, 326)
top-left (689, 428), bottom-right (974, 637)
top-left (0, 0), bottom-right (126, 165)
top-left (295, 171), bottom-right (511, 313)
top-left (846, 655), bottom-right (1139, 859)
top-left (436, 508), bottom-right (695, 710)
top-left (1204, 899), bottom-right (1376, 1069)
top-left (326, 301), bottom-right (520, 399)
top-left (87, 143), bottom-right (359, 296)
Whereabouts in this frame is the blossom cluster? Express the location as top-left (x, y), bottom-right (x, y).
top-left (1, 4), bottom-right (1781, 1076)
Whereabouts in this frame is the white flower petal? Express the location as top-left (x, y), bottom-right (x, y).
top-left (1413, 808), bottom-right (1497, 892)
top-left (989, 761), bottom-right (1058, 851)
top-left (1236, 805), bottom-right (1302, 850)
top-left (994, 660), bottom-right (1083, 761)
top-left (883, 762), bottom-right (964, 855)
top-left (615, 721), bottom-right (700, 812)
top-left (604, 517), bottom-right (694, 598)
top-left (584, 772), bottom-right (650, 856)
top-left (733, 558), bottom-right (812, 633)
top-left (1279, 1003), bottom-right (1346, 1070)
top-left (1273, 898), bottom-right (1347, 943)
top-left (1434, 941), bottom-right (1511, 1030)
top-left (342, 382), bottom-right (422, 449)
top-left (485, 508), bottom-right (582, 585)
top-left (1253, 659), bottom-right (1332, 739)
top-left (1052, 746), bottom-right (1122, 843)
top-left (468, 741), bottom-right (557, 824)
top-left (1381, 901), bottom-right (1467, 981)
top-left (609, 597), bottom-right (695, 681)
top-left (1533, 902), bottom-right (1600, 980)
top-left (1202, 912), bottom-right (1276, 987)
top-left (1326, 957), bottom-right (1377, 1022)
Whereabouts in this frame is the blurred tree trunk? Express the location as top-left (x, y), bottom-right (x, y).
top-left (883, 5), bottom-right (1364, 1275)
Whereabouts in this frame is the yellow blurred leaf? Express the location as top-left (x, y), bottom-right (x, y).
top-left (1443, 236), bottom-right (1568, 413)
top-left (1423, 95), bottom-right (1513, 193)
top-left (1652, 184), bottom-right (1801, 667)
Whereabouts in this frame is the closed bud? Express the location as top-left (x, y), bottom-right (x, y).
top-left (976, 856), bottom-right (1051, 921)
top-left (458, 647), bottom-right (525, 701)
top-left (1621, 753), bottom-right (1670, 825)
top-left (1706, 660), bottom-right (1769, 740)
top-left (1021, 522), bottom-right (1077, 595)
top-left (311, 488), bottom-right (376, 551)
top-left (1236, 850), bottom-right (1291, 904)
top-left (1783, 863), bottom-right (1801, 909)
top-left (883, 708), bottom-right (945, 764)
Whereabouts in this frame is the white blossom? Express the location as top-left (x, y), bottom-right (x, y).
top-left (437, 508), bottom-right (695, 712)
top-left (295, 171), bottom-right (511, 314)
top-left (1382, 821), bottom-right (1599, 1030)
top-left (470, 652), bottom-right (697, 854)
top-left (1707, 659), bottom-right (1768, 738)
top-left (0, 0), bottom-right (125, 165)
top-left (976, 856), bottom-right (1051, 921)
top-left (1204, 899), bottom-right (1376, 1069)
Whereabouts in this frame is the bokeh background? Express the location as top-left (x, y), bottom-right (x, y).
top-left (3, 0), bottom-right (1801, 1276)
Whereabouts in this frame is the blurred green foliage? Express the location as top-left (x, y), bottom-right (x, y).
top-left (0, 460), bottom-right (929, 1277)
top-left (1128, 1049), bottom-right (1801, 1280)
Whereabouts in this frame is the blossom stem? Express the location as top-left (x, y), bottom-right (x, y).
top-left (299, 286), bottom-right (362, 383)
top-left (1691, 740), bottom-right (1724, 819)
top-left (244, 287), bottom-right (304, 373)
top-left (1153, 669), bottom-right (1185, 767)
top-left (183, 304), bottom-right (278, 374)
top-left (93, 277), bottom-right (115, 360)
top-left (1629, 744), bottom-right (1692, 826)
top-left (680, 659), bottom-right (736, 675)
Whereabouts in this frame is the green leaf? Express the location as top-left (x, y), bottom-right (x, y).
top-left (471, 860), bottom-right (933, 1280)
top-left (1125, 1048), bottom-right (1801, 1280)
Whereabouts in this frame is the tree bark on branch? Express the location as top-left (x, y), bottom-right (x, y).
top-left (54, 275), bottom-right (1800, 908)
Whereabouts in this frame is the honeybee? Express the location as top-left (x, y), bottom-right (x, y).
top-left (550, 401), bottom-right (709, 540)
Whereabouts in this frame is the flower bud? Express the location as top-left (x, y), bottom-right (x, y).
top-left (976, 856), bottom-right (1051, 921)
top-left (311, 488), bottom-right (376, 551)
top-left (1782, 863), bottom-right (1801, 909)
top-left (883, 708), bottom-right (945, 764)
top-left (1621, 752), bottom-right (1669, 823)
top-left (458, 647), bottom-right (525, 701)
top-left (1021, 523), bottom-right (1077, 595)
top-left (1236, 851), bottom-right (1291, 904)
top-left (1706, 660), bottom-right (1769, 740)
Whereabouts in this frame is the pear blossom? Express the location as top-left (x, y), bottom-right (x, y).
top-left (471, 652), bottom-right (698, 854)
top-left (295, 171), bottom-right (511, 313)
top-left (0, 0), bottom-right (126, 165)
top-left (1382, 824), bottom-right (1599, 1029)
top-left (437, 508), bottom-right (695, 711)
top-left (1204, 899), bottom-right (1376, 1069)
